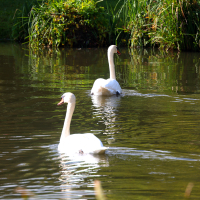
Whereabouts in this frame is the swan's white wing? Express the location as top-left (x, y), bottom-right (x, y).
top-left (103, 79), bottom-right (121, 94)
top-left (91, 78), bottom-right (121, 95)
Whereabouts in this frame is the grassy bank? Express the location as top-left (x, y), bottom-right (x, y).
top-left (2, 0), bottom-right (200, 51)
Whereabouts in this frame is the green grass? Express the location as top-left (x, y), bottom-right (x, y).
top-left (119, 0), bottom-right (200, 51)
top-left (96, 0), bottom-right (122, 10)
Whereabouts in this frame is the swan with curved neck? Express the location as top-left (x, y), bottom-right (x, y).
top-left (91, 45), bottom-right (122, 96)
top-left (57, 92), bottom-right (108, 154)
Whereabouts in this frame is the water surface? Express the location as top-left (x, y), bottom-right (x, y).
top-left (0, 42), bottom-right (200, 199)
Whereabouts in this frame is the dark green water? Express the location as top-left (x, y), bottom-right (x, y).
top-left (0, 42), bottom-right (200, 199)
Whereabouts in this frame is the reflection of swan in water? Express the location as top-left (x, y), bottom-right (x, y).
top-left (91, 95), bottom-right (121, 136)
top-left (91, 45), bottom-right (122, 96)
top-left (91, 94), bottom-right (121, 108)
top-left (57, 92), bottom-right (108, 154)
top-left (58, 152), bottom-right (108, 199)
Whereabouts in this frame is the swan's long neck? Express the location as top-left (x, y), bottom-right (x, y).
top-left (108, 50), bottom-right (116, 80)
top-left (60, 102), bottom-right (75, 141)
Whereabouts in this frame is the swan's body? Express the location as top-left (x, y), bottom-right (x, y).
top-left (91, 45), bottom-right (122, 96)
top-left (57, 92), bottom-right (108, 154)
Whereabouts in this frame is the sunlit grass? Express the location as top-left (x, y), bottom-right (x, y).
top-left (119, 0), bottom-right (200, 51)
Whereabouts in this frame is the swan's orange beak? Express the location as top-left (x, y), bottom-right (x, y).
top-left (117, 50), bottom-right (121, 55)
top-left (57, 98), bottom-right (64, 106)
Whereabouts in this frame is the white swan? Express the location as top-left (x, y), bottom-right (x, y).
top-left (91, 45), bottom-right (122, 96)
top-left (57, 92), bottom-right (108, 154)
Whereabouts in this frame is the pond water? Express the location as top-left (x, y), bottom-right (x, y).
top-left (0, 42), bottom-right (200, 199)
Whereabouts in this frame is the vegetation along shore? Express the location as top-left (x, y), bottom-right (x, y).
top-left (1, 0), bottom-right (200, 51)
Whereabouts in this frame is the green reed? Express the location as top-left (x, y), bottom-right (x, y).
top-left (12, 0), bottom-right (40, 42)
top-left (120, 0), bottom-right (200, 51)
top-left (104, 0), bottom-right (129, 46)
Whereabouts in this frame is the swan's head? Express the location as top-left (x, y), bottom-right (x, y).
top-left (108, 45), bottom-right (121, 55)
top-left (57, 92), bottom-right (76, 106)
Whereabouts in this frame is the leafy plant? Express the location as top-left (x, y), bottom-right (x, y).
top-left (28, 0), bottom-right (109, 48)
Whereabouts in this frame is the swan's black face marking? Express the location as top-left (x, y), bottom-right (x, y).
top-left (91, 92), bottom-right (94, 95)
top-left (116, 91), bottom-right (120, 96)
top-left (57, 96), bottom-right (64, 106)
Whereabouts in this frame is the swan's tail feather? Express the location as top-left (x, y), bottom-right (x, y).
top-left (91, 85), bottom-right (111, 96)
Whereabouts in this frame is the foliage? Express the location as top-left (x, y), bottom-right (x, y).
top-left (11, 0), bottom-right (200, 51)
top-left (120, 0), bottom-right (200, 51)
top-left (28, 0), bottom-right (109, 48)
